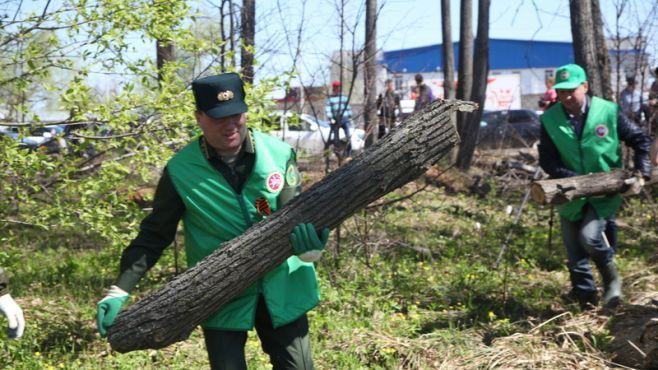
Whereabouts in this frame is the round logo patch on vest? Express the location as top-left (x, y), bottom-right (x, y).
top-left (266, 172), bottom-right (284, 192)
top-left (285, 164), bottom-right (299, 187)
top-left (594, 124), bottom-right (608, 138)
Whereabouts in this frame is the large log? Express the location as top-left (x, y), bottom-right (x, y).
top-left (107, 99), bottom-right (477, 352)
top-left (531, 169), bottom-right (631, 205)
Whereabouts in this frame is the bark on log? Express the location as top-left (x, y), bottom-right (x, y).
top-left (608, 305), bottom-right (658, 369)
top-left (642, 318), bottom-right (658, 369)
top-left (107, 99), bottom-right (477, 352)
top-left (531, 169), bottom-right (630, 205)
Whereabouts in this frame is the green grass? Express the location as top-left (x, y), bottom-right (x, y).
top-left (1, 183), bottom-right (655, 369)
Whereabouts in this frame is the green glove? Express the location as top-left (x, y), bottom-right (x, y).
top-left (96, 286), bottom-right (129, 337)
top-left (290, 223), bottom-right (330, 262)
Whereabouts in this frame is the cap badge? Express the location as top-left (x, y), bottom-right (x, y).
top-left (217, 90), bottom-right (234, 102)
top-left (560, 71), bottom-right (569, 80)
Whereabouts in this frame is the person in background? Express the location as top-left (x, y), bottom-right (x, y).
top-left (376, 79), bottom-right (400, 138)
top-left (650, 67), bottom-right (658, 100)
top-left (325, 80), bottom-right (353, 144)
top-left (538, 76), bottom-right (558, 111)
top-left (645, 67), bottom-right (658, 133)
top-left (538, 64), bottom-right (651, 311)
top-left (652, 135), bottom-right (658, 166)
top-left (620, 77), bottom-right (642, 122)
top-left (413, 73), bottom-right (434, 112)
top-left (0, 268), bottom-right (25, 339)
top-left (96, 73), bottom-right (328, 369)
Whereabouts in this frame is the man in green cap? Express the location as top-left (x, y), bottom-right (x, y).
top-left (96, 72), bottom-right (328, 369)
top-left (538, 64), bottom-right (651, 310)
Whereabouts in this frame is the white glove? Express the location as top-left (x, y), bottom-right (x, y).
top-left (622, 173), bottom-right (645, 196)
top-left (0, 294), bottom-right (25, 339)
top-left (298, 250), bottom-right (324, 263)
top-left (99, 285), bottom-right (130, 301)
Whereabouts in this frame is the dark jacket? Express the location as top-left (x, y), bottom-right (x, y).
top-left (413, 84), bottom-right (433, 112)
top-left (539, 96), bottom-right (651, 179)
top-left (377, 90), bottom-right (400, 118)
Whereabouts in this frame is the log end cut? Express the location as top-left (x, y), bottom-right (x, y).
top-left (530, 183), bottom-right (546, 205)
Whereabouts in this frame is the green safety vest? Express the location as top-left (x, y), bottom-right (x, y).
top-left (541, 97), bottom-right (622, 221)
top-left (167, 130), bottom-right (319, 330)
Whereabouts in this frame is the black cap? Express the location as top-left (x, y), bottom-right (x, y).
top-left (192, 73), bottom-right (248, 119)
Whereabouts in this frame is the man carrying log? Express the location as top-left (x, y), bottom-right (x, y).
top-left (96, 72), bottom-right (328, 369)
top-left (538, 64), bottom-right (651, 310)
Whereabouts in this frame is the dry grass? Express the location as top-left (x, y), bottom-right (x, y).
top-left (333, 297), bottom-right (657, 369)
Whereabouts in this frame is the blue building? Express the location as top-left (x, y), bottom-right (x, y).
top-left (381, 39), bottom-right (574, 75)
top-left (379, 38), bottom-right (646, 109)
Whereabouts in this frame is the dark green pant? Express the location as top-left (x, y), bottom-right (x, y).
top-left (202, 295), bottom-right (314, 370)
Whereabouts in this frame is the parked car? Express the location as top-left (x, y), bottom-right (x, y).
top-left (398, 99), bottom-right (415, 121)
top-left (264, 111), bottom-right (365, 155)
top-left (0, 123), bottom-right (99, 156)
top-left (0, 125), bottom-right (68, 153)
top-left (477, 109), bottom-right (541, 149)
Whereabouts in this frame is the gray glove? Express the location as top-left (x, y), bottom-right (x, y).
top-left (622, 171), bottom-right (645, 196)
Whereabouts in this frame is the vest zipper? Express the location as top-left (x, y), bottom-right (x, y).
top-left (572, 113), bottom-right (585, 174)
top-left (235, 192), bottom-right (254, 230)
top-left (227, 165), bottom-right (252, 228)
top-left (578, 139), bottom-right (585, 174)
top-left (230, 168), bottom-right (261, 295)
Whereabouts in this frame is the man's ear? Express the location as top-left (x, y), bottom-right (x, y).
top-left (194, 111), bottom-right (203, 122)
top-left (582, 81), bottom-right (589, 93)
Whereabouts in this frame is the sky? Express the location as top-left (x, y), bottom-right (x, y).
top-left (15, 0), bottom-right (658, 89)
top-left (255, 0), bottom-right (658, 85)
top-left (371, 0), bottom-right (573, 49)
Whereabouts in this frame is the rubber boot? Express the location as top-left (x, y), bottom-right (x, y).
top-left (576, 291), bottom-right (599, 311)
top-left (600, 262), bottom-right (622, 308)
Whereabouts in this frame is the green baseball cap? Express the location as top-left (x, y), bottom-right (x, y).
top-left (553, 64), bottom-right (588, 90)
top-left (192, 73), bottom-right (248, 119)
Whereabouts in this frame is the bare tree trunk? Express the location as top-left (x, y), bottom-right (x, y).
top-left (456, 0), bottom-right (489, 170)
top-left (219, 0), bottom-right (227, 72)
top-left (569, 0), bottom-right (604, 97)
top-left (240, 0), bottom-right (255, 83)
top-left (156, 40), bottom-right (174, 85)
top-left (456, 0), bottom-right (473, 138)
top-left (229, 0), bottom-right (236, 68)
top-left (441, 0), bottom-right (455, 100)
top-left (364, 0), bottom-right (378, 147)
top-left (591, 0), bottom-right (613, 100)
top-left (531, 169), bottom-right (631, 205)
top-left (107, 100), bottom-right (477, 353)
top-left (612, 1), bottom-right (625, 101)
